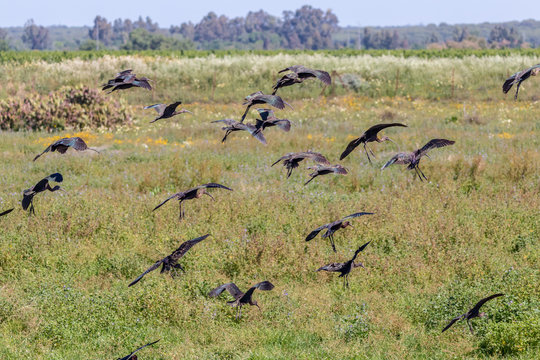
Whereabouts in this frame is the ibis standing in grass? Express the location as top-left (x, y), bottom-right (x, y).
top-left (306, 212), bottom-right (374, 252)
top-left (340, 123), bottom-right (407, 164)
top-left (153, 183), bottom-right (233, 221)
top-left (382, 138), bottom-right (455, 181)
top-left (209, 281), bottom-right (275, 319)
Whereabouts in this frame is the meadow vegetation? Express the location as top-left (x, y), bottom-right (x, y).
top-left (0, 51), bottom-right (538, 359)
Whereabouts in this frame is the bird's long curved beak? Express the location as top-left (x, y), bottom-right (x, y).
top-left (182, 110), bottom-right (193, 115)
top-left (205, 193), bottom-right (215, 201)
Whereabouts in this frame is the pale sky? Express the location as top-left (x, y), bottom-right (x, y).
top-left (1, 0), bottom-right (538, 27)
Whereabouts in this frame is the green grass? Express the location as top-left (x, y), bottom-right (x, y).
top-left (0, 54), bottom-right (539, 359)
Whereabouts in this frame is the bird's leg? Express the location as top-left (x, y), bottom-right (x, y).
top-left (346, 274), bottom-right (350, 288)
top-left (414, 166), bottom-right (423, 182)
top-left (287, 168), bottom-right (292, 178)
top-left (467, 319), bottom-right (474, 334)
top-left (240, 105), bottom-right (251, 123)
top-left (178, 201), bottom-right (184, 220)
top-left (363, 143), bottom-right (372, 165)
top-left (367, 145), bottom-right (376, 158)
top-left (173, 264), bottom-right (185, 273)
top-left (30, 202), bottom-right (35, 215)
top-left (330, 235), bottom-right (337, 253)
top-left (417, 166), bottom-right (428, 181)
top-left (514, 82), bottom-right (521, 100)
top-left (221, 130), bottom-right (232, 143)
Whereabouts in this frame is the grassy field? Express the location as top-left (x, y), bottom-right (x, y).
top-left (0, 52), bottom-right (539, 359)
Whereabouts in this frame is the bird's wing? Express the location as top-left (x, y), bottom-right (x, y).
top-left (305, 224), bottom-right (329, 241)
top-left (298, 68), bottom-right (332, 85)
top-left (71, 137), bottom-right (89, 151)
top-left (332, 165), bottom-right (348, 174)
top-left (415, 139), bottom-right (455, 158)
top-left (271, 154), bottom-right (292, 166)
top-left (239, 281), bottom-right (275, 302)
top-left (152, 193), bottom-right (180, 211)
top-left (21, 194), bottom-right (34, 210)
top-left (133, 78), bottom-right (152, 90)
top-left (169, 234), bottom-right (210, 262)
top-left (273, 119), bottom-right (291, 132)
top-left (256, 108), bottom-right (274, 120)
top-left (351, 241), bottom-right (372, 261)
top-left (144, 104), bottom-right (167, 115)
top-left (201, 183), bottom-right (233, 191)
top-left (246, 124), bottom-right (267, 144)
top-left (258, 95), bottom-right (287, 110)
top-left (164, 101), bottom-right (182, 114)
top-left (382, 152), bottom-right (412, 169)
top-left (502, 73), bottom-right (517, 94)
top-left (316, 262), bottom-right (345, 272)
top-left (278, 65), bottom-right (304, 74)
top-left (339, 137), bottom-right (363, 160)
top-left (364, 123), bottom-right (408, 138)
top-left (441, 314), bottom-right (465, 333)
top-left (303, 152), bottom-right (330, 165)
top-left (208, 283), bottom-right (244, 299)
top-left (342, 212), bottom-right (375, 221)
top-left (119, 339), bottom-right (160, 360)
top-left (212, 119), bottom-right (237, 126)
top-left (470, 293), bottom-right (505, 313)
top-left (45, 173), bottom-right (63, 183)
top-left (128, 259), bottom-right (165, 287)
top-left (0, 208), bottom-right (14, 217)
top-left (33, 144), bottom-right (53, 161)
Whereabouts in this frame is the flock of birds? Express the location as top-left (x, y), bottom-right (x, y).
top-left (1, 61), bottom-right (538, 359)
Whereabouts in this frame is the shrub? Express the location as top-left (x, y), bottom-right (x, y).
top-left (0, 85), bottom-right (131, 131)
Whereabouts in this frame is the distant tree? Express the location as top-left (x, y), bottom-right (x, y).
top-left (361, 28), bottom-right (407, 49)
top-left (488, 25), bottom-right (523, 48)
top-left (0, 28), bottom-right (9, 51)
top-left (170, 22), bottom-right (195, 41)
top-left (452, 27), bottom-right (469, 42)
top-left (89, 16), bottom-right (113, 46)
top-left (132, 16), bottom-right (159, 32)
top-left (22, 19), bottom-right (50, 50)
top-left (122, 28), bottom-right (194, 50)
top-left (280, 6), bottom-right (338, 49)
top-left (194, 12), bottom-right (230, 42)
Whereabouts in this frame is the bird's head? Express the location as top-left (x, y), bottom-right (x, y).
top-left (202, 189), bottom-right (215, 201)
top-left (354, 261), bottom-right (365, 269)
top-left (532, 68), bottom-right (540, 76)
top-left (342, 221), bottom-right (353, 229)
top-left (381, 135), bottom-right (396, 145)
top-left (251, 300), bottom-right (260, 309)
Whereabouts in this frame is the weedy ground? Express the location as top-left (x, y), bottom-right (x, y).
top-left (0, 53), bottom-right (539, 359)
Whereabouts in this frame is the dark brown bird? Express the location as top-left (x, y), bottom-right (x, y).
top-left (382, 139), bottom-right (455, 181)
top-left (306, 212), bottom-right (374, 252)
top-left (116, 339), bottom-right (160, 360)
top-left (0, 208), bottom-right (14, 217)
top-left (212, 119), bottom-right (267, 145)
top-left (254, 108), bottom-right (291, 133)
top-left (101, 69), bottom-right (133, 91)
top-left (442, 293), bottom-right (504, 334)
top-left (209, 281), bottom-right (274, 319)
top-left (503, 64), bottom-right (540, 100)
top-left (272, 65), bottom-right (332, 95)
top-left (316, 241), bottom-right (371, 288)
top-left (152, 183), bottom-right (233, 220)
top-left (128, 234), bottom-right (209, 287)
top-left (104, 71), bottom-right (152, 93)
top-left (340, 123), bottom-right (407, 163)
top-left (22, 173), bottom-right (64, 215)
top-left (33, 137), bottom-right (99, 161)
top-left (304, 164), bottom-right (348, 186)
top-left (240, 91), bottom-right (291, 122)
top-left (144, 101), bottom-right (192, 123)
top-left (271, 151), bottom-right (330, 178)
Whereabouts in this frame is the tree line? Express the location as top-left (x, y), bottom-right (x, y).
top-left (2, 10), bottom-right (539, 51)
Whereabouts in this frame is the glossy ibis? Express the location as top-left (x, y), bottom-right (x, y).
top-left (101, 69), bottom-right (133, 91)
top-left (272, 151), bottom-right (330, 178)
top-left (103, 71), bottom-right (152, 93)
top-left (116, 339), bottom-right (160, 360)
top-left (33, 137), bottom-right (99, 161)
top-left (153, 183), bottom-right (233, 221)
top-left (306, 212), bottom-right (373, 252)
top-left (145, 101), bottom-right (192, 123)
top-left (272, 65), bottom-right (331, 94)
top-left (22, 173), bottom-right (64, 215)
top-left (382, 138), bottom-right (455, 181)
top-left (240, 91), bottom-right (291, 122)
top-left (212, 119), bottom-right (267, 145)
top-left (340, 123), bottom-right (407, 163)
top-left (128, 234), bottom-right (209, 287)
top-left (503, 64), bottom-right (540, 100)
top-left (442, 293), bottom-right (504, 334)
top-left (254, 108), bottom-right (291, 133)
top-left (316, 241), bottom-right (371, 288)
top-left (209, 281), bottom-right (274, 319)
top-left (304, 164), bottom-right (348, 186)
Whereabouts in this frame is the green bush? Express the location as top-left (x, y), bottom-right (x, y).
top-left (0, 85), bottom-right (131, 131)
top-left (479, 317), bottom-right (540, 355)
